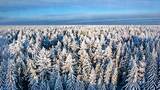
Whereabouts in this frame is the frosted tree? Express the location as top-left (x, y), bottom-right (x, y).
top-left (35, 32), bottom-right (43, 49)
top-left (93, 48), bottom-right (103, 65)
top-left (49, 60), bottom-right (62, 90)
top-left (47, 71), bottom-right (57, 90)
top-left (36, 69), bottom-right (50, 90)
top-left (61, 53), bottom-right (77, 90)
top-left (103, 45), bottom-right (112, 59)
top-left (145, 45), bottom-right (158, 90)
top-left (66, 67), bottom-right (76, 90)
top-left (93, 36), bottom-right (100, 49)
top-left (0, 58), bottom-right (8, 89)
top-left (36, 48), bottom-right (51, 70)
top-left (95, 62), bottom-right (101, 81)
top-left (157, 58), bottom-right (160, 90)
top-left (0, 42), bottom-right (12, 90)
top-left (15, 52), bottom-right (30, 90)
top-left (5, 60), bottom-right (17, 90)
top-left (85, 36), bottom-right (91, 46)
top-left (157, 40), bottom-right (160, 90)
top-left (78, 39), bottom-right (92, 83)
top-left (62, 35), bottom-right (68, 46)
top-left (81, 52), bottom-right (92, 83)
top-left (69, 39), bottom-right (79, 53)
top-left (54, 73), bottom-right (63, 90)
top-left (137, 56), bottom-right (146, 90)
top-left (121, 56), bottom-right (141, 90)
top-left (116, 42), bottom-right (122, 65)
top-left (62, 53), bottom-right (76, 73)
top-left (61, 46), bottom-right (67, 57)
top-left (21, 35), bottom-right (29, 51)
top-left (118, 43), bottom-right (132, 87)
top-left (97, 66), bottom-right (106, 90)
top-left (41, 35), bottom-right (51, 49)
top-left (29, 48), bottom-right (51, 90)
top-left (27, 56), bottom-right (41, 90)
top-left (97, 78), bottom-right (106, 90)
top-left (100, 34), bottom-right (105, 46)
top-left (110, 67), bottom-right (118, 90)
top-left (80, 39), bottom-right (88, 50)
top-left (28, 43), bottom-right (38, 60)
top-left (50, 47), bottom-right (57, 65)
top-left (87, 68), bottom-right (97, 90)
top-left (0, 65), bottom-right (2, 88)
top-left (104, 59), bottom-right (113, 89)
top-left (75, 75), bottom-right (85, 90)
top-left (17, 30), bottom-right (23, 41)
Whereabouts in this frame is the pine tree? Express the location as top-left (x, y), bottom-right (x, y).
top-left (157, 58), bottom-right (160, 90)
top-left (137, 56), bottom-right (146, 90)
top-left (0, 65), bottom-right (2, 88)
top-left (37, 69), bottom-right (50, 90)
top-left (81, 52), bottom-right (91, 83)
top-left (0, 58), bottom-right (8, 90)
top-left (48, 71), bottom-right (57, 90)
top-left (0, 44), bottom-right (10, 90)
top-left (27, 58), bottom-right (40, 90)
top-left (80, 39), bottom-right (88, 50)
top-left (87, 68), bottom-right (97, 90)
top-left (66, 69), bottom-right (76, 90)
top-left (145, 45), bottom-right (157, 90)
top-left (54, 73), bottom-right (63, 90)
top-left (121, 56), bottom-right (141, 90)
top-left (62, 53), bottom-right (76, 73)
top-left (75, 77), bottom-right (85, 90)
top-left (110, 67), bottom-right (118, 90)
top-left (103, 45), bottom-right (112, 59)
top-left (97, 67), bottom-right (106, 90)
top-left (104, 59), bottom-right (113, 89)
top-left (157, 40), bottom-right (160, 89)
top-left (37, 48), bottom-right (51, 70)
top-left (5, 60), bottom-right (17, 90)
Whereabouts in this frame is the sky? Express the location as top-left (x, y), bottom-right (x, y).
top-left (0, 0), bottom-right (160, 24)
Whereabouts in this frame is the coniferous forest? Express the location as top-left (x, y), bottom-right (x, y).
top-left (0, 25), bottom-right (160, 90)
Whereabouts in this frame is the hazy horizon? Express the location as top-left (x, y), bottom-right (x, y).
top-left (0, 0), bottom-right (160, 25)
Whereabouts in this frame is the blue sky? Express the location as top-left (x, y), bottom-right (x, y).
top-left (0, 0), bottom-right (160, 24)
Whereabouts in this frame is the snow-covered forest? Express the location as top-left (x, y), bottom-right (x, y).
top-left (0, 25), bottom-right (160, 90)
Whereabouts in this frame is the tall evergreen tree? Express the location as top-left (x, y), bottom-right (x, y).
top-left (145, 45), bottom-right (157, 90)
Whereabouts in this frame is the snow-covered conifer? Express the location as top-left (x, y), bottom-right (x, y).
top-left (87, 68), bottom-right (97, 90)
top-left (66, 68), bottom-right (76, 90)
top-left (75, 76), bottom-right (85, 90)
top-left (5, 59), bottom-right (17, 90)
top-left (54, 73), bottom-right (63, 90)
top-left (104, 59), bottom-right (113, 89)
top-left (145, 45), bottom-right (158, 90)
top-left (121, 56), bottom-right (141, 90)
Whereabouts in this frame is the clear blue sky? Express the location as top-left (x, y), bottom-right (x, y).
top-left (0, 0), bottom-right (160, 24)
